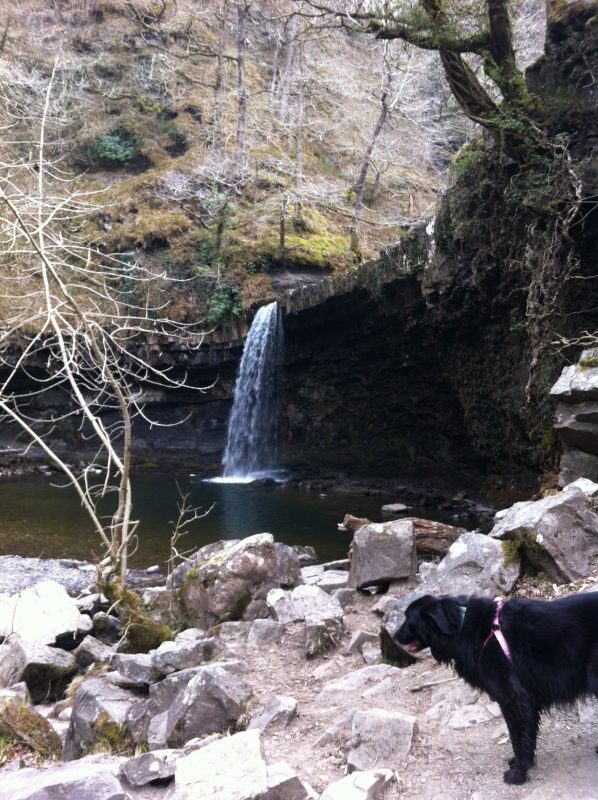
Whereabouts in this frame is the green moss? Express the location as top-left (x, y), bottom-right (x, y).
top-left (580, 356), bottom-right (598, 368)
top-left (92, 710), bottom-right (135, 755)
top-left (501, 531), bottom-right (544, 568)
top-left (127, 620), bottom-right (174, 652)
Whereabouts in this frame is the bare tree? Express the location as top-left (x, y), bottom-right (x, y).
top-left (0, 60), bottom-right (206, 586)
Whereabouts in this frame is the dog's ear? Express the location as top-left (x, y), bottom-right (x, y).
top-left (423, 598), bottom-right (462, 636)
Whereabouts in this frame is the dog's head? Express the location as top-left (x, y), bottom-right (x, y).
top-left (395, 594), bottom-right (466, 661)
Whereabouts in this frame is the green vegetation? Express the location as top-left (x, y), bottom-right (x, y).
top-left (92, 711), bottom-right (135, 756)
top-left (92, 126), bottom-right (143, 166)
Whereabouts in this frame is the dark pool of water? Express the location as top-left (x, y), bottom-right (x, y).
top-left (0, 475), bottom-right (392, 569)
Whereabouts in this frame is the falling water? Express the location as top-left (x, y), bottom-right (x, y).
top-left (221, 302), bottom-right (284, 480)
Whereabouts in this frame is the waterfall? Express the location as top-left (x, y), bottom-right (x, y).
top-left (221, 302), bottom-right (284, 480)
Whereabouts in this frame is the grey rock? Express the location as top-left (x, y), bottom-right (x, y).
top-left (293, 545), bottom-right (319, 566)
top-left (344, 629), bottom-right (379, 656)
top-left (141, 586), bottom-right (178, 625)
top-left (74, 635), bottom-right (113, 668)
top-left (150, 637), bottom-right (225, 675)
top-left (109, 653), bottom-right (158, 685)
top-left (267, 585), bottom-right (343, 625)
top-left (76, 594), bottom-right (109, 616)
top-left (177, 534), bottom-right (302, 629)
top-left (555, 401), bottom-right (598, 455)
top-left (0, 688), bottom-right (62, 757)
top-left (247, 695), bottom-right (297, 732)
top-left (430, 530), bottom-right (520, 595)
top-left (550, 351), bottom-right (598, 402)
top-left (361, 642), bottom-right (382, 665)
top-left (2, 755), bottom-right (128, 800)
top-left (305, 614), bottom-right (342, 657)
top-left (212, 620), bottom-right (252, 646)
top-left (558, 446), bottom-right (598, 486)
top-left (314, 710), bottom-right (356, 747)
top-left (247, 619), bottom-right (284, 648)
top-left (63, 677), bottom-right (141, 760)
top-left (332, 588), bottom-right (356, 608)
top-left (0, 556), bottom-right (96, 597)
top-left (0, 636), bottom-right (78, 703)
top-left (490, 487), bottom-right (598, 582)
top-left (162, 664), bottom-right (253, 747)
top-left (120, 748), bottom-right (180, 786)
top-left (349, 520), bottom-right (416, 588)
top-left (92, 612), bottom-right (123, 642)
top-left (563, 478), bottom-right (598, 497)
top-left (320, 769), bottom-right (394, 800)
top-left (0, 580), bottom-right (88, 646)
top-left (381, 502), bottom-right (409, 515)
top-left (303, 569), bottom-right (349, 594)
top-left (175, 627), bottom-right (207, 643)
top-left (317, 665), bottom-right (402, 704)
top-left (347, 708), bottom-right (417, 772)
top-left (173, 729), bottom-right (311, 800)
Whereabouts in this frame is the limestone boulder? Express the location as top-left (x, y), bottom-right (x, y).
top-left (0, 688), bottom-right (61, 758)
top-left (247, 695), bottom-right (297, 732)
top-left (150, 636), bottom-right (226, 675)
top-left (62, 676), bottom-right (141, 760)
top-left (550, 349), bottom-right (598, 402)
top-left (348, 520), bottom-right (416, 588)
top-left (176, 534), bottom-right (302, 629)
top-left (2, 755), bottom-right (128, 800)
top-left (120, 748), bottom-right (181, 786)
top-left (347, 708), bottom-right (417, 772)
top-left (267, 585), bottom-right (343, 656)
top-left (0, 580), bottom-right (90, 646)
top-left (172, 729), bottom-right (311, 800)
top-left (109, 653), bottom-right (159, 685)
top-left (74, 635), bottom-right (113, 668)
top-left (555, 401), bottom-right (598, 455)
top-left (161, 664), bottom-right (253, 748)
top-left (320, 769), bottom-right (394, 800)
top-left (490, 486), bottom-right (598, 582)
top-left (0, 636), bottom-right (78, 703)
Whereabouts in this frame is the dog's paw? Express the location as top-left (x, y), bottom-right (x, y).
top-left (508, 756), bottom-right (535, 768)
top-left (504, 766), bottom-right (528, 785)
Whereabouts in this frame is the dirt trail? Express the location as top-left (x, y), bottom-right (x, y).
top-left (222, 591), bottom-right (598, 800)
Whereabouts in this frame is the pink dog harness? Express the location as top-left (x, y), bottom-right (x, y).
top-left (481, 600), bottom-right (512, 662)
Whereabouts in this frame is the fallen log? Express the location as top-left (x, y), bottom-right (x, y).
top-left (339, 514), bottom-right (465, 558)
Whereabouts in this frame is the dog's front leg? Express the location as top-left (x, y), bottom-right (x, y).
top-left (500, 698), bottom-right (539, 784)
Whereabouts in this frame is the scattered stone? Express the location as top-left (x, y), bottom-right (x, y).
top-left (63, 677), bottom-right (140, 760)
top-left (314, 710), bottom-right (357, 747)
top-left (0, 636), bottom-right (78, 703)
top-left (120, 748), bottom-right (180, 786)
top-left (162, 664), bottom-right (254, 747)
top-left (293, 545), bottom-right (319, 565)
top-left (344, 629), bottom-right (379, 656)
top-left (247, 694), bottom-right (297, 732)
top-left (247, 619), bottom-right (284, 648)
top-left (141, 586), bottom-right (177, 625)
top-left (173, 729), bottom-right (310, 800)
top-left (361, 642), bottom-right (381, 665)
top-left (267, 585), bottom-right (343, 625)
top-left (0, 688), bottom-right (62, 757)
top-left (490, 486), bottom-right (598, 582)
top-left (2, 754), bottom-right (128, 800)
top-left (109, 653), bottom-right (159, 685)
top-left (349, 520), bottom-right (416, 588)
top-left (347, 708), bottom-right (417, 772)
top-left (320, 769), bottom-right (394, 800)
top-left (381, 502), bottom-right (409, 516)
top-left (332, 588), bottom-right (356, 608)
top-left (0, 580), bottom-right (90, 646)
top-left (0, 556), bottom-right (96, 597)
top-left (92, 612), bottom-right (123, 642)
top-left (304, 569), bottom-right (349, 594)
top-left (150, 637), bottom-right (225, 675)
top-left (74, 636), bottom-right (113, 668)
top-left (176, 534), bottom-right (302, 629)
top-left (175, 627), bottom-right (207, 643)
top-left (212, 620), bottom-right (253, 646)
top-left (317, 664), bottom-right (402, 704)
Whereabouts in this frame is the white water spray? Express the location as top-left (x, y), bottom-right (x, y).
top-left (221, 302), bottom-right (284, 480)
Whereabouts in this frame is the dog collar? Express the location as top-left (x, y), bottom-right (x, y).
top-left (482, 599), bottom-right (512, 662)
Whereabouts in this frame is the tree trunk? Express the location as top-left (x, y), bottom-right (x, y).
top-left (212, 1), bottom-right (227, 157)
top-left (293, 42), bottom-right (305, 228)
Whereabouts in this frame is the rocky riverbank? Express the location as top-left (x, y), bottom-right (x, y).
top-left (0, 479), bottom-right (597, 799)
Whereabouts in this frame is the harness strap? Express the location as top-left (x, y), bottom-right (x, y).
top-left (481, 599), bottom-right (512, 662)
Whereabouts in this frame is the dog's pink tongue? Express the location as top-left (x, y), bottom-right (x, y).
top-left (406, 641), bottom-right (420, 653)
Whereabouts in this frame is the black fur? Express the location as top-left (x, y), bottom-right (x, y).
top-left (395, 593), bottom-right (598, 784)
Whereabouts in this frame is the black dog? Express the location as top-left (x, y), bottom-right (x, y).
top-left (396, 592), bottom-right (598, 784)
